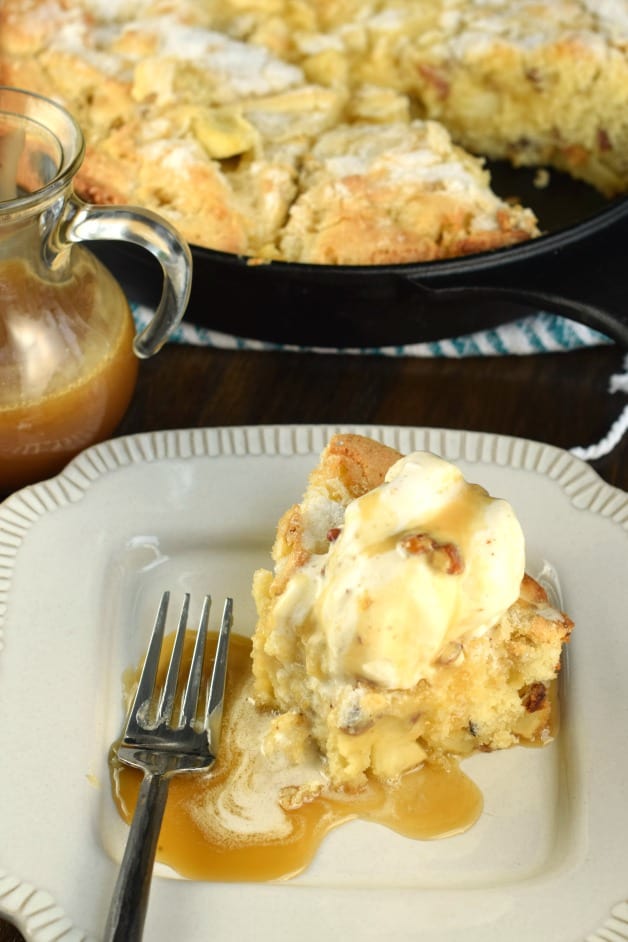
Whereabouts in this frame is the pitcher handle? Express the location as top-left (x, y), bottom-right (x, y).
top-left (60, 195), bottom-right (193, 358)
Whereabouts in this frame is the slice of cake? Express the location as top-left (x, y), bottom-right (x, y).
top-left (400, 0), bottom-right (628, 196)
top-left (252, 434), bottom-right (573, 789)
top-left (277, 119), bottom-right (539, 264)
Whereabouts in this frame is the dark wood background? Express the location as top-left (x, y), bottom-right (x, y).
top-left (116, 343), bottom-right (627, 488)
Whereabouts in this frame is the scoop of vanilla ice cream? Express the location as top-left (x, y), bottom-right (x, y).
top-left (274, 451), bottom-right (525, 690)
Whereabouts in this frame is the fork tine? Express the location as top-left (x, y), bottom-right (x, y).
top-left (179, 595), bottom-right (211, 726)
top-left (156, 592), bottom-right (190, 725)
top-left (126, 591), bottom-right (170, 729)
top-left (205, 597), bottom-right (233, 751)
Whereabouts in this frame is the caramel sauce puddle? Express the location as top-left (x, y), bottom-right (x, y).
top-left (110, 633), bottom-right (483, 882)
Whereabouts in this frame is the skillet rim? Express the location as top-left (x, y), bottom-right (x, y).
top-left (186, 193), bottom-right (628, 277)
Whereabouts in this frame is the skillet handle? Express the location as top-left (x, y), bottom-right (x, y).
top-left (405, 201), bottom-right (628, 349)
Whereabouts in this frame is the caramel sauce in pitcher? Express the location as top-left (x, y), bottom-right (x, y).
top-left (111, 634), bottom-right (483, 883)
top-left (0, 253), bottom-right (138, 492)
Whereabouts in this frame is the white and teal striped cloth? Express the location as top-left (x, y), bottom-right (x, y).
top-left (133, 305), bottom-right (609, 357)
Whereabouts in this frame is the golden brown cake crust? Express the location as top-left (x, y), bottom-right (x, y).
top-left (310, 433), bottom-right (402, 497)
top-left (267, 433), bottom-right (401, 597)
top-left (276, 120), bottom-right (538, 264)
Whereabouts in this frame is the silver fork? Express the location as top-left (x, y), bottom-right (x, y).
top-left (104, 591), bottom-right (233, 942)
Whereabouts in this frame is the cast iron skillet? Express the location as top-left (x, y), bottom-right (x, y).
top-left (93, 162), bottom-right (628, 349)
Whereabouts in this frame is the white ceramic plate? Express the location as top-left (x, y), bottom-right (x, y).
top-left (0, 425), bottom-right (627, 942)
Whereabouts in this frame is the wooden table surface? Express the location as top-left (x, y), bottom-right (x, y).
top-left (116, 342), bottom-right (627, 488)
top-left (1, 340), bottom-right (626, 941)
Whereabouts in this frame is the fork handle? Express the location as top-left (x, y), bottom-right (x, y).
top-left (104, 771), bottom-right (170, 942)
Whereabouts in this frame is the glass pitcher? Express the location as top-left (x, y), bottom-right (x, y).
top-left (0, 86), bottom-right (192, 494)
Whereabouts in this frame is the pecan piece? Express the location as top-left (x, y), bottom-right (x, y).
top-left (438, 641), bottom-right (463, 665)
top-left (400, 533), bottom-right (434, 556)
top-left (435, 542), bottom-right (464, 575)
top-left (417, 63), bottom-right (450, 99)
top-left (597, 128), bottom-right (612, 152)
top-left (399, 532), bottom-right (464, 574)
top-left (521, 682), bottom-right (547, 713)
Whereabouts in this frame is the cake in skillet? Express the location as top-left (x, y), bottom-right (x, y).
top-left (1, 0), bottom-right (625, 260)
